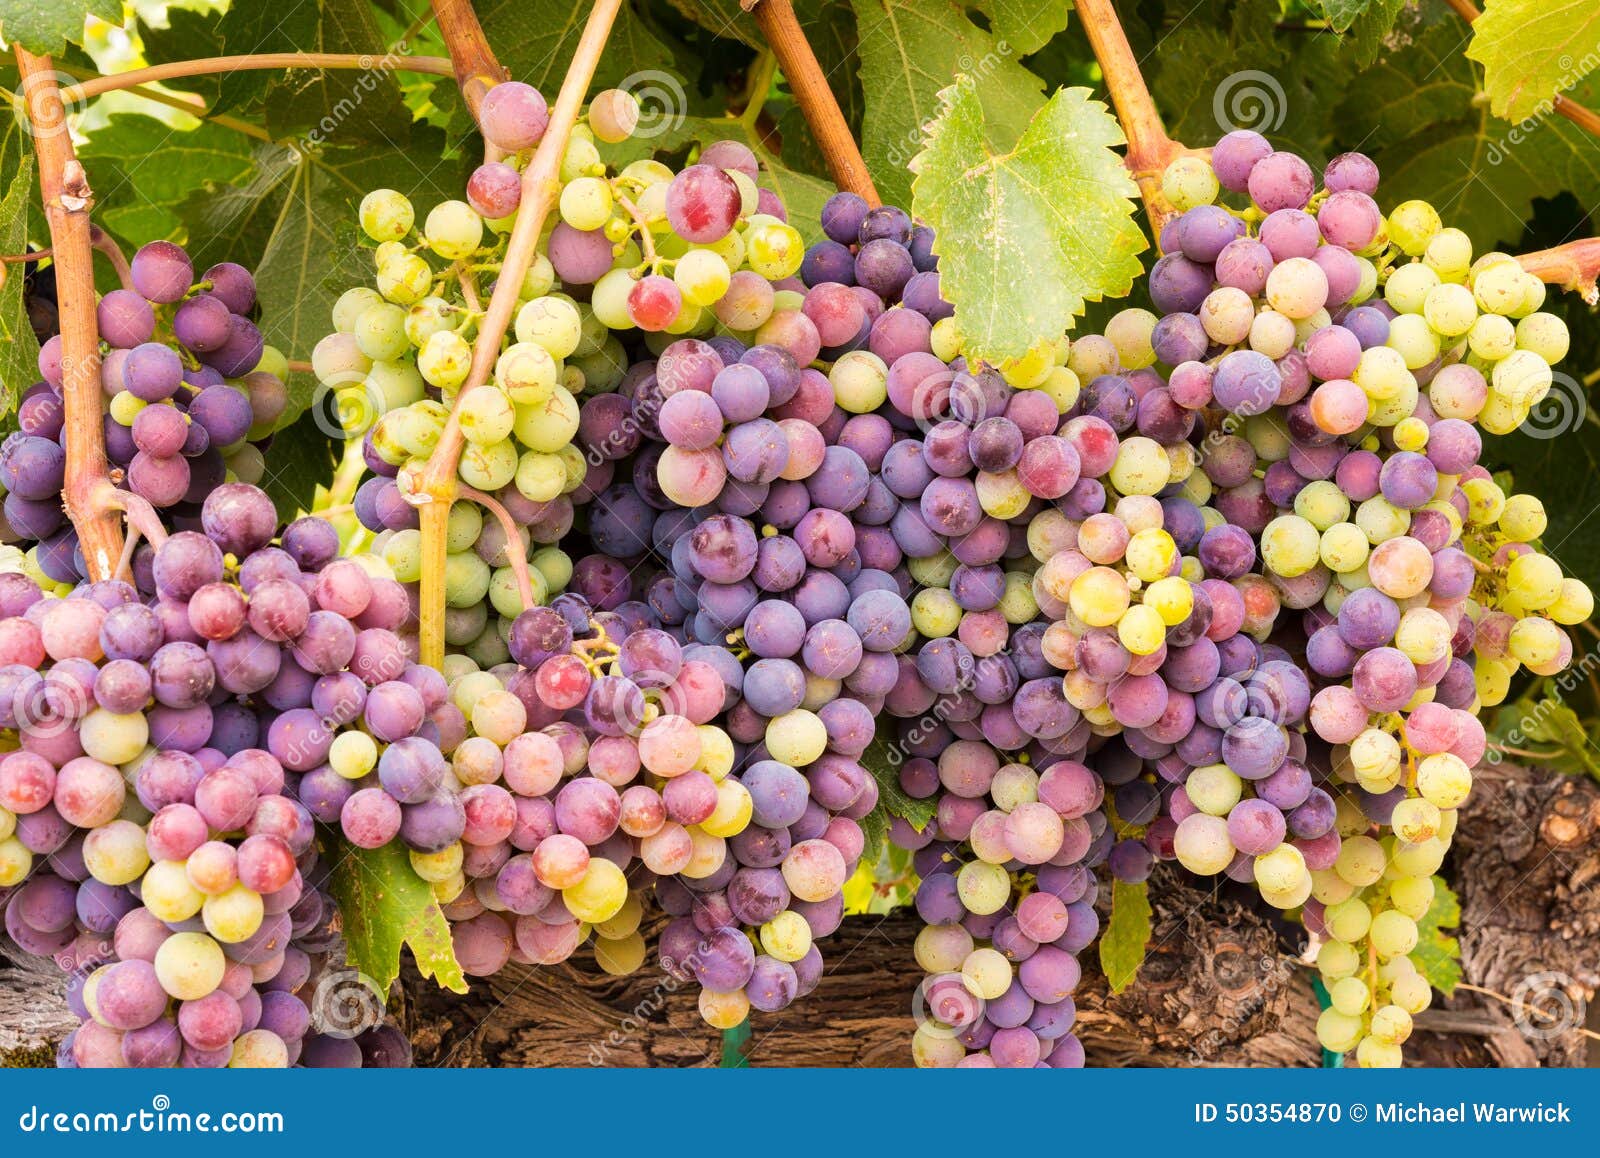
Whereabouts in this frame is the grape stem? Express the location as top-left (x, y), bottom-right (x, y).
top-left (101, 487), bottom-right (171, 551)
top-left (428, 0), bottom-right (509, 160)
top-left (0, 249), bottom-right (48, 262)
top-left (59, 53), bottom-right (456, 104)
top-left (459, 485), bottom-right (536, 611)
top-left (413, 0), bottom-right (625, 669)
top-left (15, 49), bottom-right (126, 582)
top-left (1442, 0), bottom-right (1600, 140)
top-left (612, 188), bottom-right (661, 267)
top-left (1517, 238), bottom-right (1600, 304)
top-left (89, 224), bottom-right (134, 291)
top-left (1073, 0), bottom-right (1189, 240)
top-left (1452, 981), bottom-right (1600, 1042)
top-left (749, 0), bottom-right (880, 205)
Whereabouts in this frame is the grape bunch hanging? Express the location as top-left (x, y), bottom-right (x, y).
top-left (0, 39), bottom-right (1590, 1075)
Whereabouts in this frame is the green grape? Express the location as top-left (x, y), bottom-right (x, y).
top-left (514, 451), bottom-right (567, 502)
top-left (1387, 313), bottom-right (1440, 370)
top-left (1337, 831), bottom-right (1388, 889)
top-left (1324, 897), bottom-right (1373, 942)
top-left (202, 883), bottom-right (265, 943)
top-left (366, 360), bottom-right (426, 415)
top-left (154, 932), bottom-right (227, 1000)
top-left (765, 709), bottom-right (827, 766)
top-left (1107, 435), bottom-right (1171, 496)
top-left (80, 708), bottom-right (148, 766)
top-left (759, 910), bottom-right (813, 963)
top-left (418, 330), bottom-right (473, 389)
top-left (960, 946), bottom-right (1012, 999)
top-left (82, 819), bottom-right (149, 885)
top-left (745, 222), bottom-right (804, 280)
top-left (956, 861), bottom-right (1011, 915)
top-left (354, 303), bottom-right (411, 362)
top-left (330, 731), bottom-right (379, 780)
top-left (1507, 616), bottom-right (1562, 666)
top-left (383, 529), bottom-right (423, 582)
top-left (674, 248), bottom-right (731, 306)
top-left (459, 439), bottom-right (519, 491)
top-left (1384, 262), bottom-right (1441, 313)
top-left (108, 391), bottom-right (146, 426)
top-left (1316, 939), bottom-right (1361, 980)
top-left (1173, 814), bottom-right (1235, 875)
top-left (1354, 345), bottom-right (1412, 401)
top-left (1104, 308), bottom-right (1157, 369)
top-left (830, 350), bottom-right (889, 414)
top-left (1295, 480), bottom-right (1351, 530)
top-left (559, 176), bottom-right (613, 231)
top-left (1252, 844), bottom-right (1308, 895)
top-left (410, 843), bottom-right (464, 883)
top-left (0, 834), bottom-right (32, 886)
top-left (1421, 282), bottom-right (1477, 336)
top-left (1390, 799), bottom-right (1441, 846)
top-left (1499, 493), bottom-right (1547, 540)
top-left (458, 385), bottom-right (517, 445)
top-left (1160, 155), bottom-right (1219, 210)
top-left (142, 859), bottom-right (205, 922)
top-left (1261, 515), bottom-right (1321, 578)
top-left (1329, 975), bottom-right (1371, 1016)
top-left (1389, 972), bottom-right (1432, 1015)
top-left (1550, 578), bottom-right (1594, 624)
top-left (1369, 909), bottom-right (1418, 958)
top-left (334, 286), bottom-right (385, 332)
top-left (495, 342), bottom-right (560, 406)
top-left (1423, 227), bottom-right (1473, 279)
top-left (404, 296), bottom-right (455, 347)
top-left (359, 189), bottom-right (415, 241)
top-left (444, 551), bottom-right (492, 608)
top-left (1354, 1036), bottom-right (1402, 1068)
top-left (1354, 496), bottom-right (1410, 544)
top-left (424, 200), bottom-right (484, 259)
top-left (1387, 872), bottom-right (1435, 918)
top-left (1248, 310), bottom-right (1297, 359)
top-left (590, 268), bottom-right (636, 330)
top-left (376, 253), bottom-right (433, 305)
top-left (443, 502), bottom-right (483, 552)
top-left (1390, 836), bottom-right (1446, 878)
top-left (1473, 258), bottom-right (1527, 314)
top-left (915, 924), bottom-right (974, 974)
top-left (1316, 1008), bottom-right (1364, 1053)
top-left (1387, 200), bottom-right (1442, 255)
top-left (911, 588), bottom-right (962, 638)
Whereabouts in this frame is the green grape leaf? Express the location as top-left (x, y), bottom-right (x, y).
top-left (1144, 0), bottom-right (1346, 161)
top-left (176, 133), bottom-right (471, 429)
top-left (1319, 0), bottom-right (1401, 33)
top-left (860, 731), bottom-right (938, 831)
top-left (843, 837), bottom-right (916, 914)
top-left (327, 837), bottom-right (467, 994)
top-left (912, 83), bottom-right (1145, 363)
top-left (258, 408), bottom-right (342, 522)
top-left (1341, 0), bottom-right (1413, 67)
top-left (0, 157), bottom-right (38, 420)
top-left (1100, 878), bottom-right (1152, 994)
top-left (140, 0), bottom-right (408, 141)
top-left (976, 0), bottom-right (1071, 57)
top-left (78, 114), bottom-right (254, 244)
top-left (664, 0), bottom-right (761, 46)
top-left (851, 0), bottom-right (1049, 209)
top-left (0, 0), bottom-right (120, 55)
top-left (1501, 695), bottom-right (1600, 781)
top-left (1413, 876), bottom-right (1462, 996)
top-left (1337, 22), bottom-right (1600, 250)
top-left (1466, 0), bottom-right (1600, 123)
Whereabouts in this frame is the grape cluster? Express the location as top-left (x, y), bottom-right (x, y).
top-left (3, 243), bottom-right (289, 579)
top-left (1020, 133), bottom-right (1590, 1066)
top-left (0, 483), bottom-right (412, 1067)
